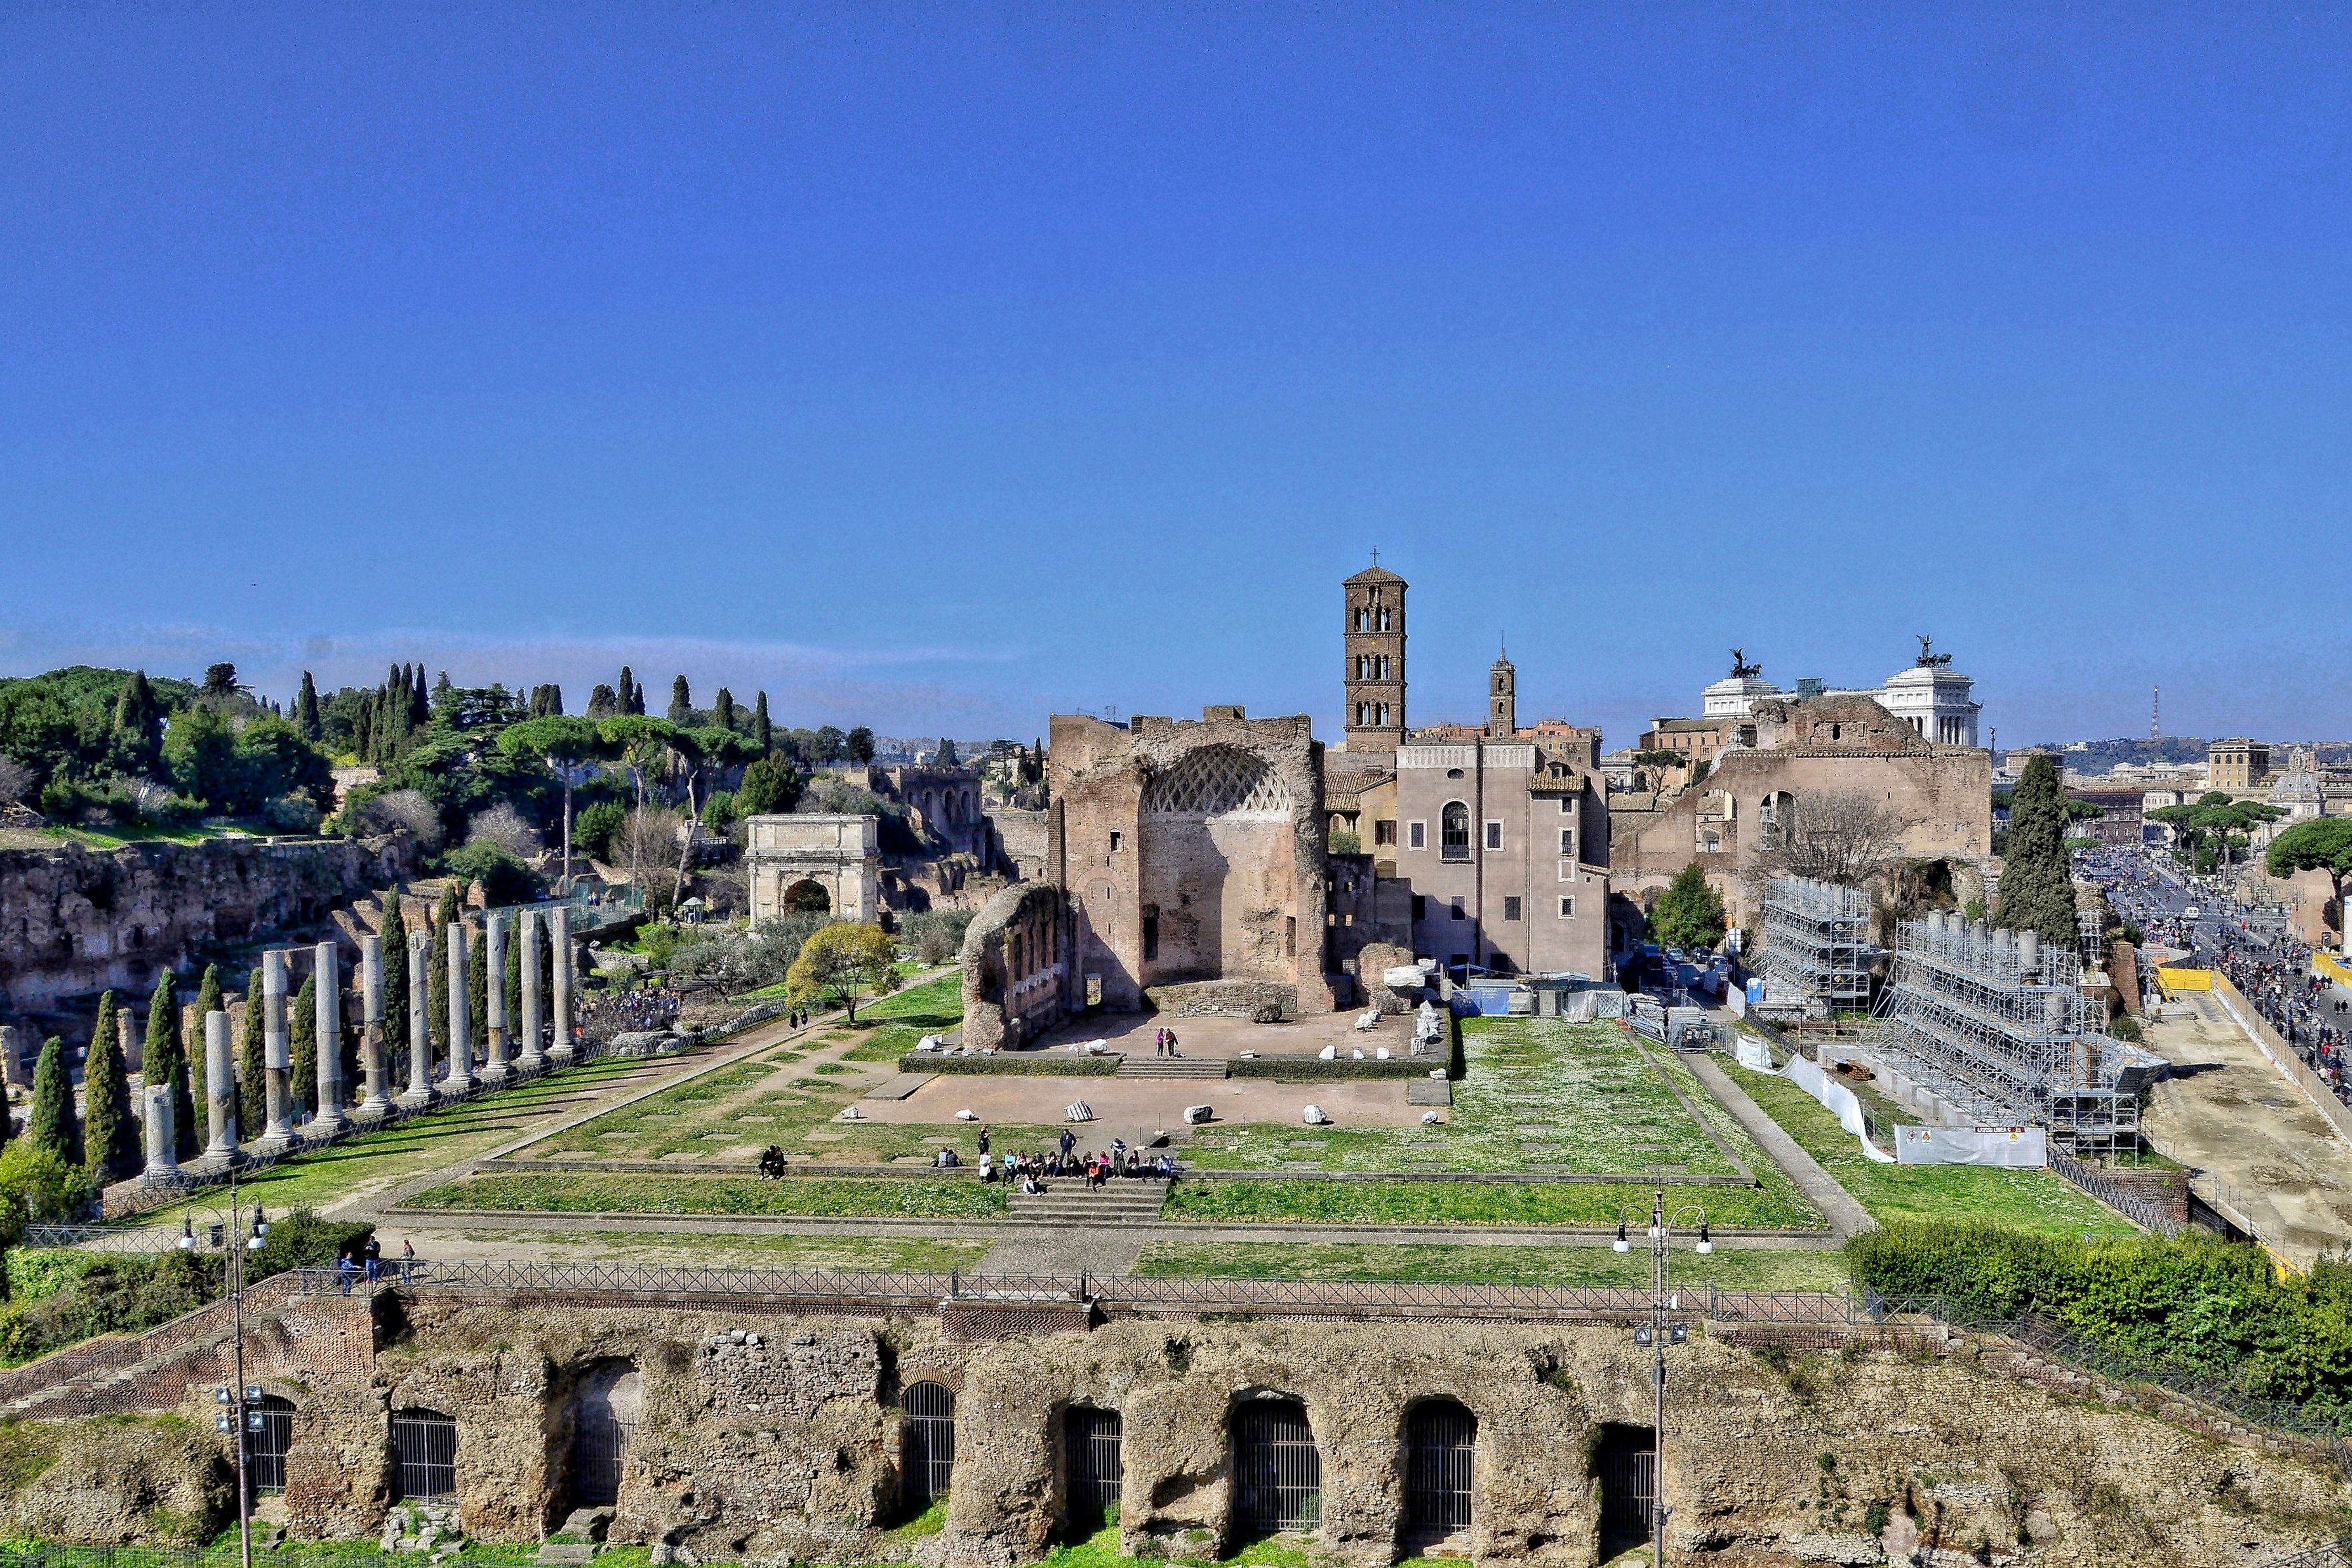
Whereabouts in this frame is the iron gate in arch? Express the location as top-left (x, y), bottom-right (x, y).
top-left (1232, 1400), bottom-right (1320, 1536)
top-left (248, 1397), bottom-right (296, 1494)
top-left (1593, 1424), bottom-right (1654, 1557)
top-left (1402, 1401), bottom-right (1475, 1544)
top-left (902, 1382), bottom-right (957, 1506)
top-left (572, 1415), bottom-right (635, 1506)
top-left (1064, 1408), bottom-right (1123, 1528)
top-left (391, 1410), bottom-right (459, 1502)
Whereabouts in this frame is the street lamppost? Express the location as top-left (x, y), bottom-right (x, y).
top-left (185, 1179), bottom-right (269, 1568)
top-left (1615, 1186), bottom-right (1710, 1568)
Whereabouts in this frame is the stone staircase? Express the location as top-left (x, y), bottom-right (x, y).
top-left (1005, 1178), bottom-right (1169, 1225)
top-left (1115, 1057), bottom-right (1228, 1079)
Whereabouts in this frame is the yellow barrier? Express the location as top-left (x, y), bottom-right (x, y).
top-left (2155, 966), bottom-right (2214, 992)
top-left (2318, 952), bottom-right (2352, 991)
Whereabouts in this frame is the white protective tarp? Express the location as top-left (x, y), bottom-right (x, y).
top-left (1895, 1124), bottom-right (2046, 1168)
top-left (1735, 1036), bottom-right (1774, 1072)
top-left (1779, 1051), bottom-right (1897, 1163)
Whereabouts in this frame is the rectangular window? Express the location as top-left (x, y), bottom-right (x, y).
top-left (1559, 796), bottom-right (1574, 813)
top-left (1558, 897), bottom-right (1576, 919)
top-left (1503, 896), bottom-right (1523, 921)
top-left (1409, 821), bottom-right (1426, 850)
top-left (1449, 897), bottom-right (1466, 922)
top-left (1142, 912), bottom-right (1158, 962)
top-left (1485, 820), bottom-right (1503, 850)
top-left (1410, 894), bottom-right (1427, 922)
top-left (1558, 828), bottom-right (1575, 856)
top-left (1374, 819), bottom-right (1396, 847)
top-left (1109, 831), bottom-right (1123, 852)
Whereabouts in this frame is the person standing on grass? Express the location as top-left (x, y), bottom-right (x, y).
top-left (977, 1126), bottom-right (990, 1161)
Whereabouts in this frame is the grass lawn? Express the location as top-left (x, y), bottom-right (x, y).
top-left (1724, 1061), bottom-right (2142, 1237)
top-left (404, 1171), bottom-right (1009, 1218)
top-left (135, 1054), bottom-right (658, 1223)
top-left (1132, 1239), bottom-right (1851, 1290)
top-left (838, 973), bottom-right (963, 1060)
top-left (1160, 1175), bottom-right (1819, 1229)
top-left (1178, 1018), bottom-right (1742, 1177)
top-left (440, 1226), bottom-right (993, 1271)
top-left (1035, 1526), bottom-right (1314, 1568)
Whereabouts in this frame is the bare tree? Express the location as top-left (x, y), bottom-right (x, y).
top-left (466, 802), bottom-right (544, 857)
top-left (613, 805), bottom-right (683, 890)
top-left (0, 756), bottom-right (38, 807)
top-left (355, 788), bottom-right (446, 851)
top-left (1749, 789), bottom-right (1909, 888)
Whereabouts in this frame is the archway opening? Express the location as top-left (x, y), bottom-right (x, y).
top-left (1402, 1399), bottom-right (1475, 1550)
top-left (783, 878), bottom-right (832, 914)
top-left (903, 1381), bottom-right (956, 1510)
top-left (1232, 1398), bottom-right (1319, 1542)
top-left (392, 1408), bottom-right (459, 1502)
top-left (1591, 1423), bottom-right (1655, 1559)
top-left (248, 1395), bottom-right (296, 1496)
top-left (570, 1360), bottom-right (642, 1509)
top-left (1062, 1406), bottom-right (1122, 1538)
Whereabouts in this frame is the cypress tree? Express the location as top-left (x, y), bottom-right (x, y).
top-left (238, 984), bottom-right (267, 1138)
top-left (28, 1036), bottom-right (82, 1166)
top-left (289, 974), bottom-right (317, 1124)
top-left (112, 670), bottom-right (164, 773)
top-left (381, 891), bottom-right (409, 1066)
top-left (667, 675), bottom-right (693, 724)
top-left (295, 671), bottom-right (323, 742)
top-left (713, 688), bottom-right (737, 732)
top-left (353, 699), bottom-right (374, 763)
top-left (84, 991), bottom-right (138, 1184)
top-left (503, 926), bottom-right (523, 1046)
top-left (1993, 752), bottom-right (2080, 952)
top-left (142, 971), bottom-right (197, 1161)
top-left (429, 884), bottom-right (458, 1061)
top-left (468, 919), bottom-right (489, 1054)
top-left (189, 966), bottom-right (223, 1121)
top-left (409, 665), bottom-right (429, 729)
top-left (753, 692), bottom-right (772, 753)
top-left (587, 685), bottom-right (618, 721)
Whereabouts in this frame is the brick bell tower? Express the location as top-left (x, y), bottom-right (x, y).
top-left (1342, 560), bottom-right (1407, 753)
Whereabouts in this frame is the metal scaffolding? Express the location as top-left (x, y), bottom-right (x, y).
top-left (1875, 909), bottom-right (2164, 1157)
top-left (1756, 878), bottom-right (1877, 1020)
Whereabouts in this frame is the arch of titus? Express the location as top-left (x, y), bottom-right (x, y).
top-left (745, 813), bottom-right (882, 924)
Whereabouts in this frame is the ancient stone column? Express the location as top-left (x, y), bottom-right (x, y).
top-left (143, 1084), bottom-right (177, 1179)
top-left (120, 1009), bottom-right (143, 1074)
top-left (359, 932), bottom-right (392, 1113)
top-left (204, 1009), bottom-right (238, 1158)
top-left (517, 908), bottom-right (545, 1069)
top-left (0, 1024), bottom-right (25, 1089)
top-left (443, 920), bottom-right (474, 1093)
top-left (403, 930), bottom-right (436, 1106)
top-left (549, 904), bottom-right (576, 1063)
top-left (258, 950), bottom-right (294, 1150)
top-left (481, 911), bottom-right (511, 1086)
top-left (309, 941), bottom-right (350, 1134)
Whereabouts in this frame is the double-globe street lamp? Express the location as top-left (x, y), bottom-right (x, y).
top-left (180, 1180), bottom-right (271, 1568)
top-left (1615, 1187), bottom-right (1710, 1568)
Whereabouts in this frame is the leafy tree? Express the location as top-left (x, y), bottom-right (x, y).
top-left (712, 688), bottom-right (737, 732)
top-left (295, 672), bottom-right (323, 742)
top-left (289, 975), bottom-right (317, 1123)
top-left (735, 756), bottom-right (803, 817)
top-left (201, 664), bottom-right (243, 701)
top-left (238, 982), bottom-right (267, 1137)
top-left (586, 684), bottom-right (619, 721)
top-left (598, 715), bottom-right (682, 806)
top-left (846, 727), bottom-right (876, 764)
top-left (666, 675), bottom-right (694, 725)
top-left (786, 921), bottom-right (899, 1022)
top-left (83, 992), bottom-right (138, 1184)
top-left (0, 1143), bottom-right (97, 1239)
top-left (498, 715), bottom-right (603, 891)
top-left (1652, 862), bottom-right (1727, 951)
top-left (2268, 818), bottom-right (2352, 956)
top-left (145, 970), bottom-right (198, 1160)
top-left (702, 790), bottom-right (739, 834)
top-left (110, 669), bottom-right (166, 776)
top-left (189, 966), bottom-right (223, 1118)
top-left (28, 1037), bottom-right (82, 1166)
top-left (752, 692), bottom-right (772, 753)
top-left (936, 737), bottom-right (958, 766)
top-left (1994, 752), bottom-right (2077, 951)
top-left (574, 800), bottom-right (629, 862)
top-left (813, 726), bottom-right (846, 762)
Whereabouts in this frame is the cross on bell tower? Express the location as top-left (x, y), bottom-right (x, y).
top-left (1342, 559), bottom-right (1407, 753)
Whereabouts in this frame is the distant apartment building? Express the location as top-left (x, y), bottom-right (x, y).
top-left (2208, 738), bottom-right (2271, 790)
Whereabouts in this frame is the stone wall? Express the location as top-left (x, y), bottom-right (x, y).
top-left (0, 832), bottom-right (417, 1014)
top-left (6, 1289), bottom-right (2348, 1566)
top-left (960, 883), bottom-right (1070, 1051)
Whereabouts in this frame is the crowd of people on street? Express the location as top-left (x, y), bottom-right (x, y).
top-left (579, 984), bottom-right (682, 1034)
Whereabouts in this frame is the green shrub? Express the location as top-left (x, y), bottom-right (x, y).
top-left (899, 1055), bottom-right (1118, 1076)
top-left (1848, 1220), bottom-right (2352, 1409)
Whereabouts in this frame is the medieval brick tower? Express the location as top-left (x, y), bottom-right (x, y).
top-left (1342, 563), bottom-right (1407, 753)
top-left (1487, 649), bottom-right (1516, 738)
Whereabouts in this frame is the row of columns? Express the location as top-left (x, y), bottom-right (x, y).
top-left (143, 905), bottom-right (575, 1179)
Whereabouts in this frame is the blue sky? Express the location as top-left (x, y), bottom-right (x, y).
top-left (3, 4), bottom-right (2347, 747)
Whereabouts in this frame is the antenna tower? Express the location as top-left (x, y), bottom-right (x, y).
top-left (2151, 686), bottom-right (2160, 741)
